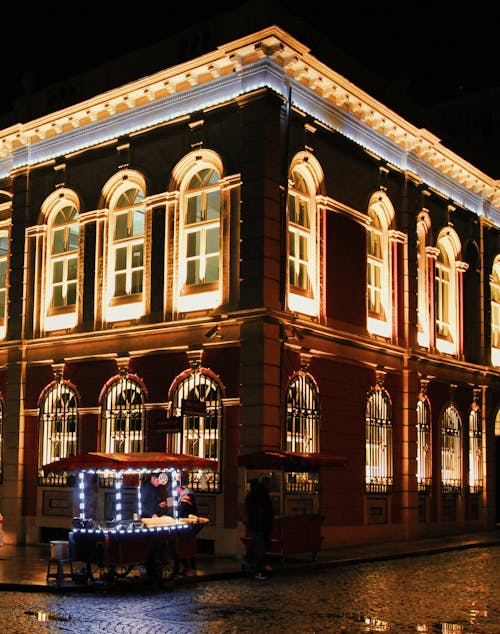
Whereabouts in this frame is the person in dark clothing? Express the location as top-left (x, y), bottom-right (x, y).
top-left (244, 476), bottom-right (274, 579)
top-left (140, 472), bottom-right (168, 518)
top-left (176, 483), bottom-right (198, 575)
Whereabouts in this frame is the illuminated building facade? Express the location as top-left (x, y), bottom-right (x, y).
top-left (0, 20), bottom-right (498, 554)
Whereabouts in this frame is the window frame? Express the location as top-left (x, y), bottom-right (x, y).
top-left (285, 371), bottom-right (320, 453)
top-left (365, 386), bottom-right (393, 494)
top-left (100, 374), bottom-right (146, 454)
top-left (38, 381), bottom-right (79, 471)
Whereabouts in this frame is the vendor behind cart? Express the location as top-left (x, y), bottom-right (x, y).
top-left (140, 472), bottom-right (168, 518)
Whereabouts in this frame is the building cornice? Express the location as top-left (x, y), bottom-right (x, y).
top-left (0, 26), bottom-right (498, 225)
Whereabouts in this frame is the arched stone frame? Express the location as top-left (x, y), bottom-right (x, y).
top-left (286, 151), bottom-right (325, 318)
top-left (439, 401), bottom-right (462, 494)
top-left (38, 374), bottom-right (80, 471)
top-left (416, 210), bottom-right (432, 348)
top-left (365, 371), bottom-right (393, 494)
top-left (36, 188), bottom-right (82, 333)
top-left (98, 369), bottom-right (147, 454)
top-left (285, 370), bottom-right (320, 453)
top-left (168, 365), bottom-right (224, 463)
top-left (366, 190), bottom-right (396, 339)
top-left (169, 149), bottom-right (232, 316)
top-left (434, 226), bottom-right (468, 356)
top-left (490, 254), bottom-right (500, 366)
top-left (416, 381), bottom-right (432, 493)
top-left (100, 169), bottom-right (148, 324)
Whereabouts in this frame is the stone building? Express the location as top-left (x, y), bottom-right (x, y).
top-left (0, 13), bottom-right (498, 556)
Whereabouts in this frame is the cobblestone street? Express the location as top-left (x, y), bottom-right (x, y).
top-left (4, 545), bottom-right (499, 633)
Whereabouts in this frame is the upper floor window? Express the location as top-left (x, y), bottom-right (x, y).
top-left (285, 372), bottom-right (320, 453)
top-left (365, 385), bottom-right (393, 494)
top-left (44, 201), bottom-right (80, 332)
top-left (175, 163), bottom-right (222, 314)
top-left (416, 393), bottom-right (432, 493)
top-left (39, 380), bottom-right (78, 470)
top-left (434, 228), bottom-right (465, 356)
top-left (416, 212), bottom-right (431, 348)
top-left (100, 373), bottom-right (146, 453)
top-left (104, 177), bottom-right (146, 323)
top-left (286, 154), bottom-right (322, 317)
top-left (440, 403), bottom-right (462, 494)
top-left (468, 399), bottom-right (483, 493)
top-left (0, 231), bottom-right (9, 338)
top-left (366, 193), bottom-right (395, 338)
top-left (490, 256), bottom-right (500, 365)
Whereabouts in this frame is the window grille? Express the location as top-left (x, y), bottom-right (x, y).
top-left (0, 232), bottom-right (8, 329)
top-left (468, 407), bottom-right (483, 493)
top-left (101, 375), bottom-right (145, 453)
top-left (440, 404), bottom-right (462, 495)
top-left (365, 387), bottom-right (393, 494)
top-left (170, 371), bottom-right (222, 492)
top-left (286, 372), bottom-right (319, 453)
top-left (39, 382), bottom-right (78, 470)
top-left (416, 396), bottom-right (432, 493)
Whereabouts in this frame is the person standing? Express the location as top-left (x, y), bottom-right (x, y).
top-left (176, 482), bottom-right (198, 575)
top-left (140, 472), bottom-right (168, 518)
top-left (244, 476), bottom-right (274, 580)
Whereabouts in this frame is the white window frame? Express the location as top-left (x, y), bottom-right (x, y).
top-left (104, 176), bottom-right (146, 323)
top-left (286, 154), bottom-right (322, 317)
top-left (366, 193), bottom-right (394, 339)
top-left (490, 256), bottom-right (500, 365)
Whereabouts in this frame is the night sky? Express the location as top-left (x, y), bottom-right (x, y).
top-left (1, 2), bottom-right (498, 171)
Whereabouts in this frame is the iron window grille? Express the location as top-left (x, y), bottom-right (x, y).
top-left (101, 374), bottom-right (145, 454)
top-left (440, 404), bottom-right (462, 496)
top-left (286, 372), bottom-right (320, 453)
top-left (365, 387), bottom-right (393, 494)
top-left (416, 396), bottom-right (432, 494)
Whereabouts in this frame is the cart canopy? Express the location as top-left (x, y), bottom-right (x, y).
top-left (238, 450), bottom-right (346, 471)
top-left (43, 451), bottom-right (218, 474)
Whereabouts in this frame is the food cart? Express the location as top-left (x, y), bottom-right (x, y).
top-left (42, 452), bottom-right (216, 586)
top-left (238, 450), bottom-right (346, 561)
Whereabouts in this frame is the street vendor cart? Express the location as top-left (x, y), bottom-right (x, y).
top-left (239, 450), bottom-right (346, 561)
top-left (43, 452), bottom-right (216, 586)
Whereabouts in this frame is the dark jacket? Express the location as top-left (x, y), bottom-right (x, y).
top-left (177, 487), bottom-right (198, 518)
top-left (244, 481), bottom-right (274, 534)
top-left (140, 480), bottom-right (161, 518)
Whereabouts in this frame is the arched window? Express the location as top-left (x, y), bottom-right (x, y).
top-left (285, 372), bottom-right (320, 452)
top-left (170, 370), bottom-right (222, 462)
top-left (39, 381), bottom-right (79, 469)
top-left (286, 154), bottom-right (322, 317)
top-left (104, 174), bottom-right (146, 322)
top-left (468, 400), bottom-right (483, 493)
top-left (416, 394), bottom-right (432, 493)
top-left (100, 374), bottom-right (146, 453)
top-left (175, 160), bottom-right (222, 313)
top-left (366, 193), bottom-right (395, 338)
top-left (416, 212), bottom-right (431, 348)
top-left (434, 228), bottom-right (466, 356)
top-left (490, 255), bottom-right (500, 365)
top-left (440, 404), bottom-right (462, 494)
top-left (44, 196), bottom-right (80, 331)
top-left (365, 386), bottom-right (393, 494)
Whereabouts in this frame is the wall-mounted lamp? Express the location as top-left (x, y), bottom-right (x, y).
top-left (205, 325), bottom-right (221, 339)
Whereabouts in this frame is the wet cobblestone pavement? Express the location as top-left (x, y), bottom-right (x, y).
top-left (4, 545), bottom-right (499, 633)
